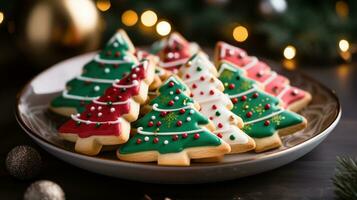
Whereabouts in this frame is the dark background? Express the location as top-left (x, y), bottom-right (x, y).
top-left (0, 0), bottom-right (357, 199)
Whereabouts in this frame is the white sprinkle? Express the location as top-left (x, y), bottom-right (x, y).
top-left (186, 117), bottom-right (191, 121)
top-left (98, 106), bottom-right (102, 111)
top-left (169, 91), bottom-right (174, 95)
top-left (174, 96), bottom-right (179, 101)
top-left (115, 79), bottom-right (120, 83)
top-left (164, 140), bottom-right (169, 145)
top-left (132, 74), bottom-right (137, 78)
top-left (123, 56), bottom-right (131, 61)
top-left (110, 108), bottom-right (116, 112)
top-left (229, 49), bottom-right (235, 55)
top-left (151, 116), bottom-right (156, 120)
top-left (135, 67), bottom-right (140, 72)
top-left (174, 52), bottom-right (180, 59)
top-left (167, 52), bottom-right (174, 59)
top-left (113, 42), bottom-right (118, 47)
top-left (104, 68), bottom-right (110, 73)
top-left (86, 120), bottom-right (91, 125)
top-left (76, 113), bottom-right (80, 117)
top-left (98, 112), bottom-right (102, 117)
top-left (144, 136), bottom-right (149, 141)
top-left (94, 85), bottom-right (100, 91)
top-left (189, 110), bottom-right (195, 114)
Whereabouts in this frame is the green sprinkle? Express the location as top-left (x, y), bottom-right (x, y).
top-left (197, 67), bottom-right (202, 71)
top-left (95, 122), bottom-right (101, 128)
top-left (107, 101), bottom-right (113, 106)
top-left (229, 135), bottom-right (236, 140)
top-left (76, 121), bottom-right (81, 126)
top-left (215, 111), bottom-right (221, 116)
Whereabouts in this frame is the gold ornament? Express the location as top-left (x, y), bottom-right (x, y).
top-left (18, 0), bottom-right (103, 68)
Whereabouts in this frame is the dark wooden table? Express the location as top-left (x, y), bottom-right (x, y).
top-left (0, 60), bottom-right (356, 200)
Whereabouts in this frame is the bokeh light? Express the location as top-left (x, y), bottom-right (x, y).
top-left (156, 21), bottom-right (171, 36)
top-left (336, 1), bottom-right (349, 18)
top-left (233, 26), bottom-right (248, 42)
top-left (283, 45), bottom-right (296, 59)
top-left (96, 0), bottom-right (111, 12)
top-left (141, 10), bottom-right (157, 27)
top-left (0, 12), bottom-right (4, 24)
top-left (339, 39), bottom-right (349, 52)
top-left (121, 10), bottom-right (138, 27)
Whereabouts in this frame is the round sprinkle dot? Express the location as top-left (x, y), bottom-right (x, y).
top-left (229, 135), bottom-right (236, 140)
top-left (264, 120), bottom-right (270, 126)
top-left (156, 121), bottom-right (162, 126)
top-left (175, 89), bottom-right (181, 94)
top-left (168, 100), bottom-right (174, 106)
top-left (172, 135), bottom-right (179, 141)
top-left (136, 138), bottom-right (142, 144)
top-left (94, 85), bottom-right (100, 91)
top-left (76, 113), bottom-right (81, 117)
top-left (164, 140), bottom-right (169, 145)
top-left (144, 136), bottom-right (149, 141)
top-left (148, 121), bottom-right (154, 127)
top-left (169, 91), bottom-right (174, 95)
top-left (90, 106), bottom-right (95, 111)
top-left (232, 98), bottom-right (238, 104)
top-left (132, 74), bottom-right (137, 78)
top-left (97, 112), bottom-right (102, 117)
top-left (241, 96), bottom-right (247, 101)
top-left (113, 42), bottom-right (118, 47)
top-left (153, 137), bottom-right (159, 143)
top-left (151, 116), bottom-right (156, 120)
top-left (177, 121), bottom-right (183, 126)
top-left (98, 106), bottom-right (102, 111)
top-left (189, 110), bottom-right (195, 114)
top-left (217, 133), bottom-right (223, 138)
top-left (182, 133), bottom-right (188, 138)
top-left (186, 117), bottom-right (191, 122)
top-left (110, 108), bottom-right (115, 112)
top-left (135, 67), bottom-right (140, 72)
top-left (265, 104), bottom-right (271, 110)
top-left (229, 83), bottom-right (235, 89)
top-left (104, 68), bottom-right (110, 73)
top-left (174, 96), bottom-right (179, 101)
top-left (252, 93), bottom-right (259, 98)
top-left (168, 81), bottom-right (175, 87)
top-left (218, 123), bottom-right (223, 128)
top-left (246, 111), bottom-right (253, 118)
top-left (194, 133), bottom-right (200, 139)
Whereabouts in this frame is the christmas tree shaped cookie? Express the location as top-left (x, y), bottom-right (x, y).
top-left (218, 62), bottom-right (307, 152)
top-left (156, 32), bottom-right (200, 73)
top-left (214, 42), bottom-right (311, 112)
top-left (50, 29), bottom-right (138, 116)
top-left (179, 53), bottom-right (255, 153)
top-left (59, 60), bottom-right (155, 155)
top-left (118, 76), bottom-right (230, 166)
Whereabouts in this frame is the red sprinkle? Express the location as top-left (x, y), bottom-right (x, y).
top-left (212, 105), bottom-right (217, 110)
top-left (182, 133), bottom-right (188, 138)
top-left (265, 104), bottom-right (271, 110)
top-left (190, 93), bottom-right (194, 97)
top-left (160, 111), bottom-right (167, 117)
top-left (185, 74), bottom-right (190, 79)
top-left (200, 76), bottom-right (205, 81)
top-left (264, 120), bottom-right (270, 126)
top-left (209, 116), bottom-right (214, 120)
top-left (252, 93), bottom-right (259, 98)
top-left (177, 120), bottom-right (183, 126)
top-left (172, 135), bottom-right (179, 141)
top-left (168, 81), bottom-right (175, 87)
top-left (156, 121), bottom-right (162, 127)
top-left (148, 121), bottom-right (154, 127)
top-left (194, 133), bottom-right (200, 139)
top-left (153, 137), bottom-right (159, 143)
top-left (200, 91), bottom-right (204, 95)
top-left (136, 138), bottom-right (142, 144)
top-left (209, 90), bottom-right (214, 95)
top-left (217, 133), bottom-right (223, 138)
top-left (168, 100), bottom-right (174, 106)
top-left (241, 96), bottom-right (247, 101)
top-left (179, 109), bottom-right (186, 114)
top-left (232, 98), bottom-right (238, 104)
top-left (246, 111), bottom-right (253, 118)
top-left (218, 123), bottom-right (223, 128)
top-left (229, 83), bottom-right (235, 89)
top-left (176, 89), bottom-right (181, 94)
top-left (115, 51), bottom-right (120, 57)
top-left (192, 84), bottom-right (197, 89)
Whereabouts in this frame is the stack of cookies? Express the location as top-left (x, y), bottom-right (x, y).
top-left (51, 30), bottom-right (311, 166)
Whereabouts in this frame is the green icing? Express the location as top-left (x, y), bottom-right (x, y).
top-left (119, 77), bottom-right (221, 154)
top-left (50, 31), bottom-right (137, 113)
top-left (218, 63), bottom-right (304, 138)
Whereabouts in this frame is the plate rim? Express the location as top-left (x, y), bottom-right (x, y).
top-left (14, 52), bottom-right (342, 170)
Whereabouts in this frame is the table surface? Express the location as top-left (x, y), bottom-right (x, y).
top-left (0, 58), bottom-right (356, 200)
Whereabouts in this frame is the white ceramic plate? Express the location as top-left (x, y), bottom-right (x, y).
top-left (16, 52), bottom-right (341, 184)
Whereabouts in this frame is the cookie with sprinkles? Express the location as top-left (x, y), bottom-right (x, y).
top-left (155, 32), bottom-right (200, 73)
top-left (58, 59), bottom-right (155, 156)
top-left (50, 29), bottom-right (138, 116)
top-left (218, 62), bottom-right (307, 152)
top-left (214, 42), bottom-right (311, 112)
top-left (117, 76), bottom-right (230, 166)
top-left (180, 53), bottom-right (255, 154)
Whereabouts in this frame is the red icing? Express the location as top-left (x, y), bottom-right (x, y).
top-left (217, 42), bottom-right (308, 108)
top-left (59, 61), bottom-right (150, 138)
top-left (158, 33), bottom-right (191, 71)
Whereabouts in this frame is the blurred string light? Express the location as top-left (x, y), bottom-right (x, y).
top-left (156, 21), bottom-right (171, 36)
top-left (141, 10), bottom-right (158, 27)
top-left (339, 39), bottom-right (350, 52)
top-left (233, 26), bottom-right (248, 42)
top-left (121, 10), bottom-right (138, 26)
top-left (0, 12), bottom-right (4, 24)
top-left (336, 0), bottom-right (349, 19)
top-left (96, 0), bottom-right (111, 12)
top-left (283, 45), bottom-right (296, 60)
